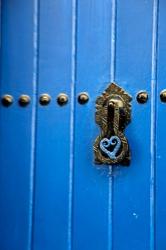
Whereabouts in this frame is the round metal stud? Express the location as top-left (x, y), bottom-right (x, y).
top-left (19, 95), bottom-right (30, 107)
top-left (57, 93), bottom-right (68, 106)
top-left (160, 89), bottom-right (166, 103)
top-left (136, 91), bottom-right (148, 104)
top-left (78, 92), bottom-right (89, 104)
top-left (1, 94), bottom-right (13, 107)
top-left (39, 94), bottom-right (51, 106)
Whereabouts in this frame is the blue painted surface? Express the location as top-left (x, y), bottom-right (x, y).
top-left (156, 1), bottom-right (166, 249)
top-left (0, 0), bottom-right (165, 250)
top-left (32, 1), bottom-right (72, 249)
top-left (113, 1), bottom-right (153, 249)
top-left (0, 0), bottom-right (36, 249)
top-left (73, 1), bottom-right (112, 249)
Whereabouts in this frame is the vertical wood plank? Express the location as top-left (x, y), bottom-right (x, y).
top-left (0, 0), bottom-right (36, 249)
top-left (72, 1), bottom-right (112, 249)
top-left (156, 0), bottom-right (166, 249)
top-left (113, 0), bottom-right (153, 249)
top-left (32, 0), bottom-right (73, 249)
top-left (150, 0), bottom-right (158, 249)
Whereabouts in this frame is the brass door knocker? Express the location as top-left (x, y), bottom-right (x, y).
top-left (94, 83), bottom-right (132, 166)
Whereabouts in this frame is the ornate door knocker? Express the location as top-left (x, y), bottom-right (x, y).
top-left (94, 83), bottom-right (132, 166)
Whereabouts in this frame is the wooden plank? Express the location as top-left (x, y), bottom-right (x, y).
top-left (32, 0), bottom-right (73, 249)
top-left (156, 0), bottom-right (166, 249)
top-left (113, 0), bottom-right (153, 249)
top-left (72, 0), bottom-right (113, 249)
top-left (0, 0), bottom-right (36, 249)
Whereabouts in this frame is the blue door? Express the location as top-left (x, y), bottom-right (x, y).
top-left (0, 0), bottom-right (165, 249)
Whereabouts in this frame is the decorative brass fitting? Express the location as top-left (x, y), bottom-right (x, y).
top-left (78, 92), bottom-right (89, 104)
top-left (57, 93), bottom-right (68, 106)
top-left (160, 89), bottom-right (166, 103)
top-left (39, 94), bottom-right (51, 105)
top-left (1, 94), bottom-right (13, 107)
top-left (94, 83), bottom-right (132, 166)
top-left (19, 95), bottom-right (30, 107)
top-left (136, 91), bottom-right (148, 104)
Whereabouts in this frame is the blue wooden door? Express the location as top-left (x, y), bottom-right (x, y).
top-left (0, 0), bottom-right (165, 249)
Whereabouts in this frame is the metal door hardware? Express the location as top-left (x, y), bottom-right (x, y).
top-left (136, 91), bottom-right (148, 104)
top-left (94, 83), bottom-right (132, 166)
top-left (19, 95), bottom-right (30, 107)
top-left (160, 89), bottom-right (166, 103)
top-left (1, 95), bottom-right (13, 107)
top-left (39, 94), bottom-right (51, 105)
top-left (78, 92), bottom-right (89, 104)
top-left (57, 93), bottom-right (68, 106)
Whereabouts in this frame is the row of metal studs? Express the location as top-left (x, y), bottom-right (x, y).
top-left (1, 92), bottom-right (89, 107)
top-left (137, 90), bottom-right (166, 103)
top-left (1, 90), bottom-right (166, 107)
